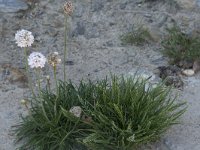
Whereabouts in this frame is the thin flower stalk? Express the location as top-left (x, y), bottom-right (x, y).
top-left (64, 15), bottom-right (67, 81)
top-left (63, 1), bottom-right (73, 81)
top-left (27, 52), bottom-right (46, 97)
top-left (47, 52), bottom-right (61, 94)
top-left (46, 75), bottom-right (51, 92)
top-left (47, 51), bottom-right (61, 116)
top-left (35, 68), bottom-right (42, 93)
top-left (53, 65), bottom-right (58, 95)
top-left (24, 47), bottom-right (35, 97)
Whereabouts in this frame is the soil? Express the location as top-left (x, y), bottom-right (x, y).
top-left (1, 0), bottom-right (200, 149)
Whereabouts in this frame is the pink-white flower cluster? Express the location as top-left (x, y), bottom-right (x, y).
top-left (15, 29), bottom-right (34, 47)
top-left (69, 106), bottom-right (82, 118)
top-left (28, 52), bottom-right (46, 69)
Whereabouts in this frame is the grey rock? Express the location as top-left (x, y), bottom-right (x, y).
top-left (85, 23), bottom-right (100, 39)
top-left (72, 21), bottom-right (85, 37)
top-left (104, 41), bottom-right (114, 47)
top-left (178, 60), bottom-right (194, 69)
top-left (109, 22), bottom-right (116, 26)
top-left (45, 27), bottom-right (58, 37)
top-left (193, 60), bottom-right (200, 73)
top-left (144, 14), bottom-right (152, 18)
top-left (151, 56), bottom-right (167, 65)
top-left (0, 0), bottom-right (28, 13)
top-left (164, 138), bottom-right (185, 150)
top-left (165, 76), bottom-right (184, 88)
top-left (157, 66), bottom-right (184, 88)
top-left (197, 0), bottom-right (200, 7)
top-left (127, 68), bottom-right (158, 83)
top-left (91, 0), bottom-right (104, 12)
top-left (65, 60), bottom-right (74, 66)
top-left (74, 3), bottom-right (84, 17)
top-left (157, 15), bottom-right (168, 28)
top-left (119, 3), bottom-right (127, 10)
top-left (157, 66), bottom-right (181, 79)
top-left (0, 18), bottom-right (4, 38)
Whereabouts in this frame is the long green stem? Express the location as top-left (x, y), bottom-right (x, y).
top-left (46, 76), bottom-right (51, 92)
top-left (35, 68), bottom-right (42, 98)
top-left (53, 65), bottom-right (58, 116)
top-left (64, 15), bottom-right (68, 81)
top-left (24, 47), bottom-right (35, 97)
top-left (53, 65), bottom-right (58, 95)
top-left (36, 69), bottom-right (41, 92)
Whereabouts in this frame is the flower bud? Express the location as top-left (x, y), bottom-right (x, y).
top-left (20, 99), bottom-right (27, 105)
top-left (63, 1), bottom-right (73, 16)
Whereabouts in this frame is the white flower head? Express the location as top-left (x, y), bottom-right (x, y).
top-left (47, 52), bottom-right (61, 67)
top-left (28, 52), bottom-right (46, 69)
top-left (69, 106), bottom-right (82, 118)
top-left (15, 29), bottom-right (34, 47)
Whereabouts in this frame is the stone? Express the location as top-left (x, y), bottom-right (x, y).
top-left (0, 18), bottom-right (4, 38)
top-left (182, 69), bottom-right (195, 76)
top-left (91, 0), bottom-right (104, 12)
top-left (0, 0), bottom-right (28, 13)
top-left (45, 27), bottom-right (58, 37)
top-left (157, 15), bottom-right (168, 28)
top-left (148, 26), bottom-right (162, 42)
top-left (0, 63), bottom-right (28, 88)
top-left (157, 66), bottom-right (184, 88)
top-left (85, 23), bottom-right (100, 39)
top-left (72, 21), bottom-right (85, 37)
top-left (103, 40), bottom-right (114, 47)
top-left (127, 69), bottom-right (157, 82)
top-left (193, 60), bottom-right (200, 73)
top-left (197, 0), bottom-right (200, 7)
top-left (178, 60), bottom-right (194, 69)
top-left (157, 66), bottom-right (181, 79)
top-left (163, 138), bottom-right (184, 150)
top-left (151, 56), bottom-right (167, 65)
top-left (165, 76), bottom-right (184, 88)
top-left (119, 3), bottom-right (127, 10)
top-left (174, 0), bottom-right (196, 10)
top-left (65, 60), bottom-right (74, 66)
top-left (74, 3), bottom-right (84, 17)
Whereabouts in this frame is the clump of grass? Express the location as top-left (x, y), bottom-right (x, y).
top-left (14, 81), bottom-right (90, 150)
top-left (121, 26), bottom-right (152, 46)
top-left (14, 76), bottom-right (186, 150)
top-left (162, 27), bottom-right (200, 64)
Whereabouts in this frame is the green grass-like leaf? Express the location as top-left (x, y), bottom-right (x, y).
top-left (162, 26), bottom-right (200, 64)
top-left (121, 26), bottom-right (152, 46)
top-left (14, 76), bottom-right (186, 150)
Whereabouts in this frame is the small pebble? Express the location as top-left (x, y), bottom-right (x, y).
top-left (182, 69), bottom-right (195, 76)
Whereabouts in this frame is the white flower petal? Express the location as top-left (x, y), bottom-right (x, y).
top-left (28, 52), bottom-right (46, 69)
top-left (15, 29), bottom-right (34, 47)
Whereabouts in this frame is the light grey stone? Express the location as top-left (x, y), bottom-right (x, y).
top-left (91, 0), bottom-right (104, 12)
top-left (0, 0), bottom-right (28, 13)
top-left (85, 23), bottom-right (100, 39)
top-left (72, 21), bottom-right (85, 37)
top-left (197, 0), bottom-right (200, 7)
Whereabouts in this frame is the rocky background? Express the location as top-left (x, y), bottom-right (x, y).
top-left (1, 0), bottom-right (200, 149)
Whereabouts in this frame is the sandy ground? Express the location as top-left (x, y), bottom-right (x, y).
top-left (0, 0), bottom-right (200, 149)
